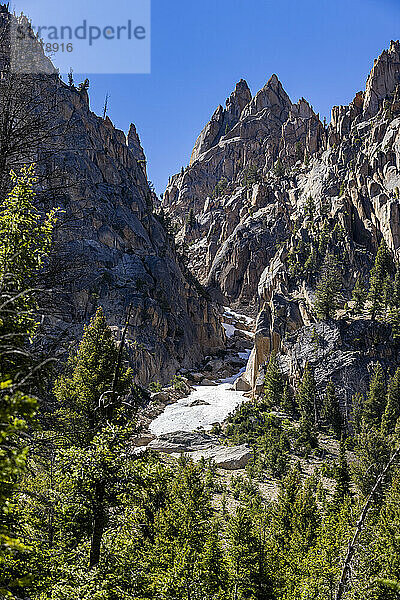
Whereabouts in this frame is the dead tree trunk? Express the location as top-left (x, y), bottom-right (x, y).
top-left (335, 445), bottom-right (400, 600)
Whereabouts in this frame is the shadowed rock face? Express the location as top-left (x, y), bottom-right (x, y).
top-left (37, 84), bottom-right (225, 385)
top-left (190, 79), bottom-right (252, 165)
top-left (162, 41), bottom-right (400, 403)
top-left (0, 7), bottom-right (225, 386)
top-left (363, 40), bottom-right (400, 119)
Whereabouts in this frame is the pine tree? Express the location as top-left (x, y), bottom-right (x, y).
top-left (351, 275), bottom-right (366, 315)
top-left (382, 366), bottom-right (400, 435)
top-left (274, 465), bottom-right (302, 550)
top-left (186, 207), bottom-right (196, 228)
top-left (363, 363), bottom-right (386, 428)
top-left (0, 166), bottom-right (58, 375)
top-left (322, 381), bottom-right (343, 438)
top-left (54, 307), bottom-right (134, 446)
top-left (350, 392), bottom-right (364, 434)
top-left (293, 477), bottom-right (321, 550)
top-left (298, 363), bottom-right (318, 425)
top-left (282, 382), bottom-right (296, 416)
top-left (382, 274), bottom-right (394, 320)
top-left (295, 416), bottom-right (319, 456)
top-left (274, 158), bottom-right (285, 178)
top-left (332, 442), bottom-right (351, 505)
top-left (201, 521), bottom-right (228, 598)
top-left (315, 253), bottom-right (342, 320)
top-left (389, 305), bottom-right (400, 341)
top-left (151, 461), bottom-right (213, 599)
top-left (264, 351), bottom-right (284, 408)
top-left (227, 507), bottom-right (259, 599)
top-left (390, 268), bottom-right (400, 339)
top-left (368, 239), bottom-right (393, 320)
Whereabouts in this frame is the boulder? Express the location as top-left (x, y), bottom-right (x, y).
top-left (201, 379), bottom-right (217, 386)
top-left (235, 376), bottom-right (251, 392)
top-left (133, 434), bottom-right (155, 447)
top-left (190, 444), bottom-right (253, 470)
top-left (189, 373), bottom-right (204, 383)
top-left (190, 398), bottom-right (211, 407)
top-left (147, 431), bottom-right (219, 453)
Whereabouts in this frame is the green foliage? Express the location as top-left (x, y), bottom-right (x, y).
top-left (273, 158), bottom-right (285, 178)
top-left (0, 166), bottom-right (58, 375)
top-left (295, 416), bottom-right (319, 457)
top-left (212, 177), bottom-right (228, 198)
top-left (226, 506), bottom-right (273, 599)
top-left (263, 351), bottom-right (284, 409)
top-left (315, 253), bottom-right (342, 320)
top-left (295, 141), bottom-right (304, 162)
top-left (368, 240), bottom-right (394, 320)
top-left (281, 382), bottom-right (297, 416)
top-left (0, 384), bottom-right (36, 596)
top-left (389, 268), bottom-right (400, 340)
top-left (297, 363), bottom-right (317, 423)
top-left (171, 374), bottom-right (186, 392)
top-left (322, 381), bottom-right (344, 438)
top-left (304, 196), bottom-right (315, 221)
top-left (382, 366), bottom-right (400, 435)
top-left (149, 381), bottom-right (162, 393)
top-left (353, 424), bottom-right (391, 495)
top-left (0, 166), bottom-right (56, 597)
top-left (332, 442), bottom-right (351, 505)
top-left (242, 164), bottom-right (260, 189)
top-left (364, 363), bottom-right (387, 429)
top-left (260, 426), bottom-right (290, 478)
top-left (351, 275), bottom-right (367, 315)
top-left (54, 307), bottom-right (135, 446)
top-left (287, 217), bottom-right (347, 287)
top-left (186, 207), bottom-right (196, 228)
top-left (147, 460), bottom-right (214, 599)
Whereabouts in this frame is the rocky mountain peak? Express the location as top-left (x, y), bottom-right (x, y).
top-left (190, 80), bottom-right (251, 165)
top-left (127, 123), bottom-right (147, 175)
top-left (225, 79), bottom-right (252, 121)
top-left (241, 73), bottom-right (292, 121)
top-left (363, 39), bottom-right (400, 118)
top-left (289, 97), bottom-right (316, 119)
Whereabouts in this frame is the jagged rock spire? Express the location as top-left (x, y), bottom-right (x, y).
top-left (190, 79), bottom-right (251, 165)
top-left (127, 123), bottom-right (147, 175)
top-left (241, 74), bottom-right (292, 122)
top-left (363, 40), bottom-right (400, 118)
top-left (225, 79), bottom-right (252, 124)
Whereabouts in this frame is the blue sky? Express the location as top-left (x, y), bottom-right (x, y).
top-left (13, 0), bottom-right (400, 194)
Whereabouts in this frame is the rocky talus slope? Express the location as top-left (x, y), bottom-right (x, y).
top-left (162, 40), bottom-right (400, 406)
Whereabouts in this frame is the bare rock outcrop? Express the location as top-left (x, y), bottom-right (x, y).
top-left (163, 41), bottom-right (400, 407)
top-left (0, 6), bottom-right (226, 387)
top-left (363, 40), bottom-right (400, 118)
top-left (190, 79), bottom-right (251, 165)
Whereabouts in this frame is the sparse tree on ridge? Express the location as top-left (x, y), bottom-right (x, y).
top-left (368, 240), bottom-right (393, 320)
top-left (363, 363), bottom-right (386, 429)
top-left (315, 254), bottom-right (342, 320)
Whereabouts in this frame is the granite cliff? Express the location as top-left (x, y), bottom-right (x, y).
top-left (162, 40), bottom-right (400, 406)
top-left (0, 9), bottom-right (225, 386)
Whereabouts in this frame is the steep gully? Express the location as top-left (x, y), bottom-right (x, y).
top-left (147, 307), bottom-right (255, 440)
